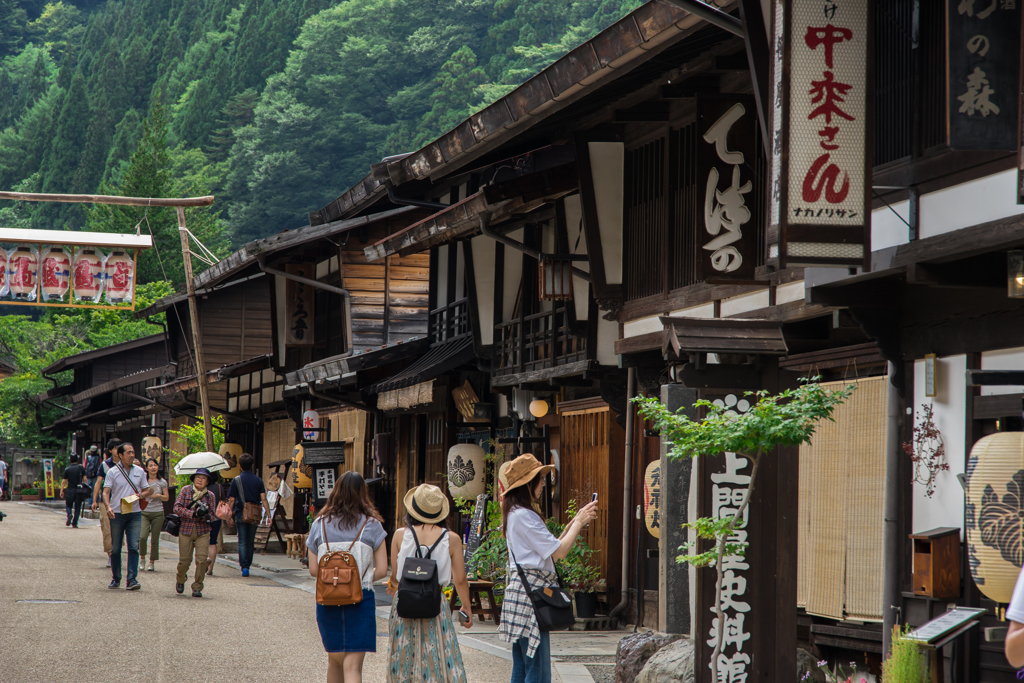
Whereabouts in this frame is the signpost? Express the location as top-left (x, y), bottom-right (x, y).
top-left (42, 459), bottom-right (55, 500)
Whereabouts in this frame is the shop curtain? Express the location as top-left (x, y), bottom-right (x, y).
top-left (797, 376), bottom-right (888, 621)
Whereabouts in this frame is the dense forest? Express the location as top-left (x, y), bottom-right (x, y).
top-left (0, 0), bottom-right (642, 248)
top-left (0, 0), bottom-right (642, 449)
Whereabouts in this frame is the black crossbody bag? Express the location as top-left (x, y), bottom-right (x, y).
top-left (509, 548), bottom-right (575, 632)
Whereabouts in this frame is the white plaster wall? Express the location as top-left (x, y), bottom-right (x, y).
top-left (588, 142), bottom-right (624, 286)
top-left (471, 236), bottom-right (496, 345)
top-left (919, 169), bottom-right (1024, 240)
top-left (720, 289), bottom-right (770, 317)
top-left (980, 347), bottom-right (1024, 396)
top-left (623, 315), bottom-right (662, 338)
top-left (776, 280), bottom-right (805, 305)
top-left (669, 302), bottom-right (715, 318)
top-left (597, 316), bottom-right (618, 366)
top-left (912, 354), bottom-right (967, 535)
top-left (871, 199), bottom-right (911, 250)
top-left (502, 229), bottom-right (524, 320)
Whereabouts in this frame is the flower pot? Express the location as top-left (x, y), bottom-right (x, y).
top-left (574, 591), bottom-right (599, 619)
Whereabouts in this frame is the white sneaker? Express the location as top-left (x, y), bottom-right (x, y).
top-left (147, 561), bottom-right (155, 572)
top-left (105, 556), bottom-right (111, 568)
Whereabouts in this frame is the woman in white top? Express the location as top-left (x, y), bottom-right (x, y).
top-left (306, 472), bottom-right (389, 683)
top-left (498, 454), bottom-right (597, 683)
top-left (386, 484), bottom-right (472, 683)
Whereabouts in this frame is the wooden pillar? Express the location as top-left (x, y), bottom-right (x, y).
top-left (177, 207), bottom-right (213, 452)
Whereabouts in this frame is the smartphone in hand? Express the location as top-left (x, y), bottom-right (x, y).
top-left (458, 610), bottom-right (470, 624)
top-left (591, 493), bottom-right (598, 503)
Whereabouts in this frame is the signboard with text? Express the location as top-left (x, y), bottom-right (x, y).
top-left (697, 95), bottom-right (758, 282)
top-left (285, 263), bottom-right (315, 345)
top-left (769, 0), bottom-right (873, 269)
top-left (948, 0), bottom-right (1019, 152)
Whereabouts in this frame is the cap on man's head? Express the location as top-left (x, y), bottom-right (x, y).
top-left (89, 445), bottom-right (98, 452)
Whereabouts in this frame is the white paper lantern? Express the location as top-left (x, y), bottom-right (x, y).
top-left (41, 246), bottom-right (71, 301)
top-left (447, 443), bottom-right (486, 499)
top-left (104, 250), bottom-right (134, 303)
top-left (8, 245), bottom-right (38, 301)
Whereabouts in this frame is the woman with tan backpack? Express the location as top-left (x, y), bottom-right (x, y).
top-left (306, 471), bottom-right (389, 683)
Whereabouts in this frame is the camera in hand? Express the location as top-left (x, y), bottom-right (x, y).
top-left (192, 501), bottom-right (210, 523)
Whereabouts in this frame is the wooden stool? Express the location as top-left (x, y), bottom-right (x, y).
top-left (449, 579), bottom-right (501, 625)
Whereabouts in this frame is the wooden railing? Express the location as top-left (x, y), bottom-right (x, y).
top-left (494, 305), bottom-right (588, 379)
top-left (429, 298), bottom-right (471, 346)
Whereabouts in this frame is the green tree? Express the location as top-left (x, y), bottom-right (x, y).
top-left (26, 1), bottom-right (85, 60)
top-left (38, 67), bottom-right (90, 226)
top-left (633, 380), bottom-right (855, 683)
top-left (0, 0), bottom-right (27, 58)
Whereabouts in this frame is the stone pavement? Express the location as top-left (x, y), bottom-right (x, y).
top-left (2, 500), bottom-right (628, 683)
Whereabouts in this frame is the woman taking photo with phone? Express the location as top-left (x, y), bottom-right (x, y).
top-left (306, 471), bottom-right (388, 683)
top-left (499, 454), bottom-right (598, 683)
top-left (386, 483), bottom-right (472, 683)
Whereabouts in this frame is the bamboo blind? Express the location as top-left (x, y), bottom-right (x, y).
top-left (798, 376), bottom-right (887, 621)
top-left (263, 418), bottom-right (299, 519)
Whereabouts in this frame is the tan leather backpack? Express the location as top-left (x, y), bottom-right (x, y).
top-left (315, 516), bottom-right (369, 606)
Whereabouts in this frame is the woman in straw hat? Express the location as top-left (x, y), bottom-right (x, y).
top-left (386, 483), bottom-right (473, 683)
top-left (499, 453), bottom-right (598, 683)
top-left (305, 471), bottom-right (389, 683)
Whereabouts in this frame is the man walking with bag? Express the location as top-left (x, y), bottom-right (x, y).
top-left (91, 438), bottom-right (122, 567)
top-left (226, 453), bottom-right (270, 577)
top-left (60, 454), bottom-right (87, 528)
top-left (102, 442), bottom-right (153, 590)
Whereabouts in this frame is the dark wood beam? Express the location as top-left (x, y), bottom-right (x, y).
top-left (966, 370), bottom-right (1024, 386)
top-left (675, 362), bottom-right (760, 389)
top-left (614, 102), bottom-right (671, 122)
top-left (713, 52), bottom-right (751, 71)
top-left (660, 75), bottom-right (721, 99)
top-left (738, 0), bottom-right (770, 153)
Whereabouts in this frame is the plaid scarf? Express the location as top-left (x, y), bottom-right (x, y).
top-left (498, 567), bottom-right (560, 658)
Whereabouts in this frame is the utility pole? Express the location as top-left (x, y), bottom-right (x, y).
top-left (177, 206), bottom-right (214, 452)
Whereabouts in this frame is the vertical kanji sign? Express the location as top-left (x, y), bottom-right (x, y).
top-left (697, 95), bottom-right (758, 282)
top-left (285, 263), bottom-right (315, 345)
top-left (949, 0), bottom-right (1019, 152)
top-left (768, 0), bottom-right (873, 270)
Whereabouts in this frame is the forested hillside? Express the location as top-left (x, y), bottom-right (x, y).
top-left (0, 0), bottom-right (642, 249)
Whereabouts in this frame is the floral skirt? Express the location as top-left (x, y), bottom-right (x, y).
top-left (387, 597), bottom-right (469, 683)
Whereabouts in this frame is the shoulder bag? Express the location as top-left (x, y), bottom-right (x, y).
top-left (161, 513), bottom-right (181, 536)
top-left (116, 464), bottom-right (148, 512)
top-left (509, 548), bottom-right (575, 632)
top-left (395, 526), bottom-right (445, 619)
top-left (316, 516), bottom-right (369, 606)
top-left (236, 475), bottom-right (262, 525)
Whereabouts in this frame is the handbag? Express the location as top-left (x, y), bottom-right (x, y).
top-left (216, 499), bottom-right (232, 521)
top-left (161, 513), bottom-right (181, 537)
top-left (395, 526), bottom-right (445, 619)
top-left (315, 517), bottom-right (368, 606)
top-left (116, 463), bottom-right (148, 511)
top-left (509, 548), bottom-right (575, 632)
top-left (236, 475), bottom-right (262, 525)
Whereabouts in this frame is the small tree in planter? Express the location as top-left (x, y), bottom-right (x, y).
top-left (548, 500), bottom-right (602, 617)
top-left (633, 378), bottom-right (854, 682)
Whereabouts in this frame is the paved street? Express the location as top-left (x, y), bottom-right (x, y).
top-left (0, 501), bottom-right (513, 683)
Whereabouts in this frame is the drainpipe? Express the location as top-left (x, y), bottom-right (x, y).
top-left (610, 366), bottom-right (637, 624)
top-left (883, 360), bottom-right (900, 658)
top-left (307, 383), bottom-right (381, 417)
top-left (257, 255), bottom-right (354, 357)
top-left (146, 315), bottom-right (173, 366)
top-left (385, 180), bottom-right (447, 211)
top-left (477, 212), bottom-right (591, 282)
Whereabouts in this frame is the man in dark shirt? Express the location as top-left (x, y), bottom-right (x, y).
top-left (226, 453), bottom-right (271, 577)
top-left (60, 454), bottom-right (87, 528)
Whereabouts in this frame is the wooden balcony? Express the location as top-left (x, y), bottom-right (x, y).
top-left (493, 305), bottom-right (591, 386)
top-left (429, 298), bottom-right (471, 347)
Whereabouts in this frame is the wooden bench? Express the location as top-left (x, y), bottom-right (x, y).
top-left (449, 579), bottom-right (501, 625)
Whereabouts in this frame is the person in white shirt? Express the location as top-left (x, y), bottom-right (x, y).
top-left (1005, 568), bottom-right (1024, 666)
top-left (102, 443), bottom-right (153, 591)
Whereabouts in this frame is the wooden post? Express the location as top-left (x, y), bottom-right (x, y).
top-left (177, 206), bottom-right (214, 452)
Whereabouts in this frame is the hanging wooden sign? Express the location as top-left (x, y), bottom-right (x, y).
top-left (948, 0), bottom-right (1019, 151)
top-left (768, 0), bottom-right (873, 270)
top-left (285, 263), bottom-right (315, 345)
top-left (697, 95), bottom-right (758, 282)
top-left (643, 460), bottom-right (661, 539)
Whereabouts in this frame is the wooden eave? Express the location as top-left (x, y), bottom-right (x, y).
top-left (73, 366), bottom-right (175, 403)
top-left (615, 317), bottom-right (787, 356)
top-left (41, 334), bottom-right (166, 375)
top-left (284, 336), bottom-right (431, 386)
top-left (490, 359), bottom-right (599, 388)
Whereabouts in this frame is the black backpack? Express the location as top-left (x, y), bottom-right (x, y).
top-left (395, 526), bottom-right (445, 619)
top-left (85, 454), bottom-right (101, 478)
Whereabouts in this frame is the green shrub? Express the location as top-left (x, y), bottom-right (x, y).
top-left (882, 625), bottom-right (927, 683)
top-left (20, 488), bottom-right (38, 495)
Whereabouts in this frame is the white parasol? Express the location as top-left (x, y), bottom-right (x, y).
top-left (174, 451), bottom-right (229, 475)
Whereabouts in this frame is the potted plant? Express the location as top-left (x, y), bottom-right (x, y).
top-left (550, 500), bottom-right (603, 618)
top-left (881, 625), bottom-right (927, 682)
top-left (20, 487), bottom-right (39, 501)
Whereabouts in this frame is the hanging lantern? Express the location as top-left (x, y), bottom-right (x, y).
top-left (965, 432), bottom-right (1024, 603)
top-left (219, 442), bottom-right (242, 480)
top-left (0, 247), bottom-right (8, 298)
top-left (447, 444), bottom-right (486, 499)
top-left (73, 248), bottom-right (104, 302)
top-left (538, 259), bottom-right (574, 301)
top-left (292, 443), bottom-right (313, 489)
top-left (40, 246), bottom-right (71, 301)
top-left (104, 250), bottom-right (134, 303)
top-left (529, 398), bottom-right (550, 418)
top-left (1010, 250), bottom-right (1024, 298)
top-left (8, 246), bottom-right (38, 301)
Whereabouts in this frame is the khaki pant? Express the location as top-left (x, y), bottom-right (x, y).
top-left (176, 530), bottom-right (210, 592)
top-left (139, 510), bottom-right (164, 560)
top-left (100, 504), bottom-right (112, 554)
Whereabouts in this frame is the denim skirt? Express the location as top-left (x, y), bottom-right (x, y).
top-left (316, 588), bottom-right (377, 652)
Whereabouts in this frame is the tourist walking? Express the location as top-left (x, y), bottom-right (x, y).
top-left (172, 467), bottom-right (217, 598)
top-left (102, 442), bottom-right (153, 590)
top-left (498, 454), bottom-right (598, 683)
top-left (91, 438), bottom-right (122, 567)
top-left (386, 484), bottom-right (472, 683)
top-left (305, 471), bottom-right (388, 683)
top-left (226, 453), bottom-right (270, 577)
top-left (60, 454), bottom-right (87, 528)
top-left (205, 474), bottom-right (225, 576)
top-left (138, 458), bottom-right (168, 572)
top-left (0, 455), bottom-right (8, 501)
top-left (84, 445), bottom-right (101, 506)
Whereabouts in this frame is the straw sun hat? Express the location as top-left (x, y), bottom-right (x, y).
top-left (503, 453), bottom-right (555, 494)
top-left (404, 484), bottom-right (450, 524)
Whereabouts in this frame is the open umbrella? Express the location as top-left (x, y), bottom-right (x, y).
top-left (174, 451), bottom-right (229, 475)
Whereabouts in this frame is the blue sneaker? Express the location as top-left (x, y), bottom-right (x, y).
top-left (241, 568), bottom-right (249, 577)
